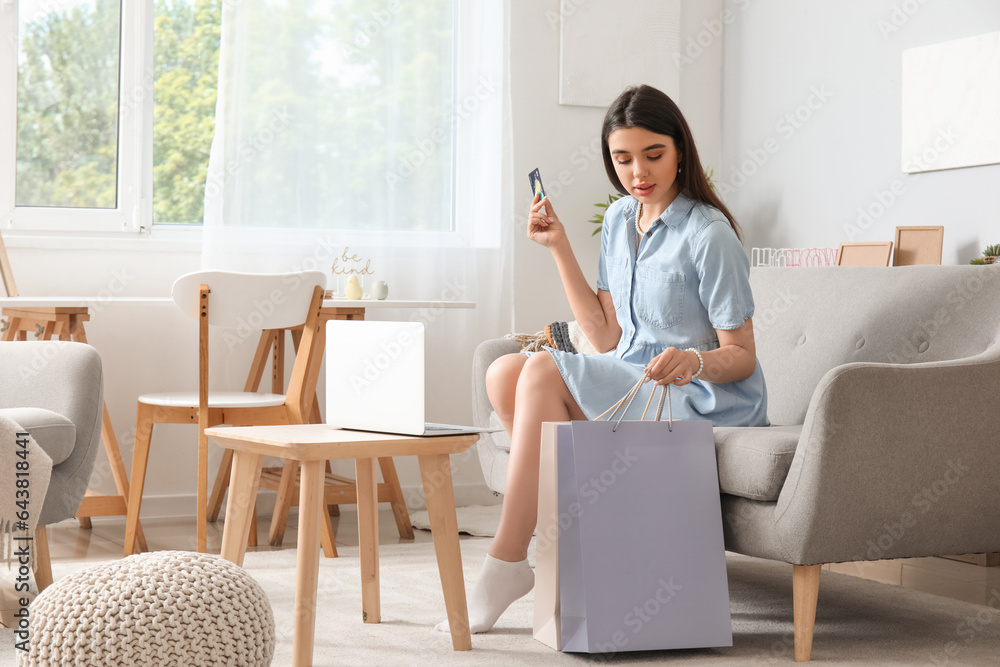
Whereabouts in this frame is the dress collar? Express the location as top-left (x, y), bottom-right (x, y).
top-left (622, 192), bottom-right (696, 231)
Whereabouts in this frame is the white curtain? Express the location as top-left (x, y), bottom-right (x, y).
top-left (202, 0), bottom-right (514, 423)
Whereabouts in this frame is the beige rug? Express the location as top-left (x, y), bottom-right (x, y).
top-left (246, 539), bottom-right (999, 665)
top-left (4, 537), bottom-right (999, 666)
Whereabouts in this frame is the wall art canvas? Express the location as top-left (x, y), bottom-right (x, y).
top-left (902, 32), bottom-right (1000, 173)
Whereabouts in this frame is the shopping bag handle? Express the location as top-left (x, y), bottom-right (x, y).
top-left (594, 369), bottom-right (674, 433)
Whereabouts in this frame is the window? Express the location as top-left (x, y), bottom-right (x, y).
top-left (0, 0), bottom-right (221, 232)
top-left (153, 0), bottom-right (220, 225)
top-left (1, 1), bottom-right (489, 239)
top-left (15, 0), bottom-right (122, 210)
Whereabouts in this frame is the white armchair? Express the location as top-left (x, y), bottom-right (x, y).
top-left (0, 341), bottom-right (104, 591)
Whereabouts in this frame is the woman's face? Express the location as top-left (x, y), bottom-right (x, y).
top-left (607, 126), bottom-right (682, 212)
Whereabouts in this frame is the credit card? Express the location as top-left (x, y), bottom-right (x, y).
top-left (528, 168), bottom-right (546, 201)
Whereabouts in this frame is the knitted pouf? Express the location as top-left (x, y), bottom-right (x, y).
top-left (19, 551), bottom-right (274, 667)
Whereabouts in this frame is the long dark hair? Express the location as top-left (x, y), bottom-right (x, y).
top-left (601, 85), bottom-right (742, 242)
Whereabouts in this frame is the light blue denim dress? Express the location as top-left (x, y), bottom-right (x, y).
top-left (546, 193), bottom-right (769, 427)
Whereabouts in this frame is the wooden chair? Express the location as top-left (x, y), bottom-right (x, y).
top-left (124, 270), bottom-right (335, 555)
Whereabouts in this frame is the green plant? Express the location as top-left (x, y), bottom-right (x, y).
top-left (588, 166), bottom-right (717, 236)
top-left (588, 193), bottom-right (625, 236)
top-left (983, 244), bottom-right (1000, 257)
top-left (970, 257), bottom-right (987, 265)
top-left (704, 166), bottom-right (716, 191)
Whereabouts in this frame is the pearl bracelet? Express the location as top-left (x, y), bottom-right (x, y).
top-left (686, 348), bottom-right (704, 379)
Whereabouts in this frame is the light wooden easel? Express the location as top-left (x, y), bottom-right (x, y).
top-left (0, 231), bottom-right (17, 298)
top-left (0, 230), bottom-right (148, 551)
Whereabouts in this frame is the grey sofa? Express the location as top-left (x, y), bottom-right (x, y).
top-left (472, 265), bottom-right (1000, 661)
top-left (0, 341), bottom-right (104, 589)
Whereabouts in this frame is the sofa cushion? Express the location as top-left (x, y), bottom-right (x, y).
top-left (713, 425), bottom-right (801, 502)
top-left (0, 408), bottom-right (76, 465)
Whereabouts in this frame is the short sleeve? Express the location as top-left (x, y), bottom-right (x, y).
top-left (692, 220), bottom-right (754, 330)
top-left (596, 199), bottom-right (621, 292)
top-left (596, 223), bottom-right (610, 291)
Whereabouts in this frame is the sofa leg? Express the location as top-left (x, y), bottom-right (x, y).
top-left (33, 525), bottom-right (54, 593)
top-left (793, 564), bottom-right (821, 662)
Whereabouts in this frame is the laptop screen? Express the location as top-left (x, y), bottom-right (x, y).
top-left (325, 320), bottom-right (426, 434)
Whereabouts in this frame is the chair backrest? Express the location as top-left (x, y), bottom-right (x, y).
top-left (750, 265), bottom-right (1000, 425)
top-left (172, 271), bottom-right (327, 329)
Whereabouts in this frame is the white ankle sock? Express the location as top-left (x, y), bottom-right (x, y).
top-left (435, 555), bottom-right (534, 634)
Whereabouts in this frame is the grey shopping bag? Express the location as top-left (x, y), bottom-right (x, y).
top-left (533, 380), bottom-right (732, 653)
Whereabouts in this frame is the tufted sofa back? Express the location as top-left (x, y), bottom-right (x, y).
top-left (749, 265), bottom-right (1000, 425)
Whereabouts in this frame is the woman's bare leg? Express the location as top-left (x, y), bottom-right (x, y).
top-left (437, 351), bottom-right (586, 634)
top-left (491, 350), bottom-right (586, 562)
top-left (485, 353), bottom-right (528, 436)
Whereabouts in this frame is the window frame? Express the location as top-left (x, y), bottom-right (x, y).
top-left (0, 0), bottom-right (152, 234)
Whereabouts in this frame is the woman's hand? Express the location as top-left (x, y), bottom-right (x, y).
top-left (644, 347), bottom-right (699, 386)
top-left (527, 194), bottom-right (568, 249)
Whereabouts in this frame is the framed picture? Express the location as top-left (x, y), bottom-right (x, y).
top-left (0, 231), bottom-right (17, 297)
top-left (836, 241), bottom-right (894, 267)
top-left (893, 226), bottom-right (944, 266)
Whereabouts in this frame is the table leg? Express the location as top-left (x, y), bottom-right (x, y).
top-left (378, 456), bottom-right (414, 540)
top-left (320, 506), bottom-right (338, 558)
top-left (356, 457), bottom-right (380, 623)
top-left (208, 447), bottom-right (234, 522)
top-left (418, 453), bottom-right (471, 651)
top-left (293, 460), bottom-right (324, 667)
top-left (220, 451), bottom-right (263, 567)
top-left (269, 460), bottom-right (298, 546)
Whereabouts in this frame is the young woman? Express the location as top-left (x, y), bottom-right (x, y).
top-left (437, 84), bottom-right (768, 635)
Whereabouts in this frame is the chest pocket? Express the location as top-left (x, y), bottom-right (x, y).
top-left (634, 267), bottom-right (684, 329)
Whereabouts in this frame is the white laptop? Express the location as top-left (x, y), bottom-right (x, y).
top-left (325, 320), bottom-right (493, 436)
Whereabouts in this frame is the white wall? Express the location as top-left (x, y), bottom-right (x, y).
top-left (720, 0), bottom-right (1000, 262)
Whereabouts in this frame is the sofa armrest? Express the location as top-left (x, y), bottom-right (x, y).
top-left (773, 346), bottom-right (1000, 564)
top-left (0, 342), bottom-right (104, 525)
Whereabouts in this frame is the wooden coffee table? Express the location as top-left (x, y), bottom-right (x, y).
top-left (205, 424), bottom-right (479, 666)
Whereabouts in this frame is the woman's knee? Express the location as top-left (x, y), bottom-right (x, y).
top-left (517, 352), bottom-right (586, 418)
top-left (486, 353), bottom-right (527, 415)
top-left (517, 350), bottom-right (564, 391)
